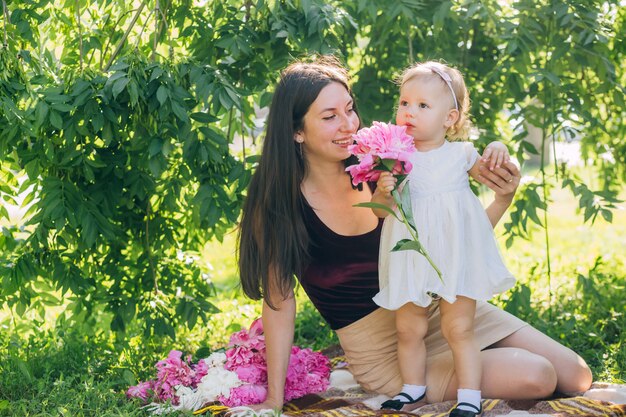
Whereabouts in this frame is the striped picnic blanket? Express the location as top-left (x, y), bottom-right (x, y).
top-left (282, 392), bottom-right (626, 417)
top-left (193, 351), bottom-right (625, 417)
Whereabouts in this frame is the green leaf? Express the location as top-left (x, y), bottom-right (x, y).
top-left (149, 138), bottom-right (163, 157)
top-left (196, 346), bottom-right (212, 359)
top-left (259, 91), bottom-right (273, 107)
top-left (109, 61), bottom-right (130, 71)
top-left (149, 156), bottom-right (164, 177)
top-left (544, 72), bottom-right (561, 86)
top-left (391, 239), bottom-right (423, 252)
top-left (128, 79), bottom-right (139, 106)
top-left (52, 103), bottom-right (73, 112)
top-left (35, 102), bottom-right (49, 127)
top-left (380, 158), bottom-right (396, 172)
top-left (112, 77), bottom-right (130, 99)
top-left (353, 202), bottom-right (399, 220)
top-left (150, 67), bottom-right (164, 81)
top-left (122, 369), bottom-right (136, 386)
top-left (171, 101), bottom-right (190, 123)
top-left (111, 313), bottom-right (126, 332)
top-left (394, 184), bottom-right (417, 231)
top-left (91, 113), bottom-right (104, 132)
top-left (15, 358), bottom-right (33, 383)
top-left (49, 111), bottom-right (63, 129)
top-left (200, 127), bottom-right (228, 149)
top-left (45, 93), bottom-right (71, 103)
top-left (190, 112), bottom-right (218, 123)
top-left (156, 85), bottom-right (168, 105)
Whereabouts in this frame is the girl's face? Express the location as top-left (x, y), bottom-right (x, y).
top-left (395, 77), bottom-right (458, 149)
top-left (296, 82), bottom-right (360, 163)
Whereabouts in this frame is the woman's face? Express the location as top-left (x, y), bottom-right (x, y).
top-left (296, 82), bottom-right (360, 163)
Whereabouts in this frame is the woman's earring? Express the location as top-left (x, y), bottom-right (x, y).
top-left (295, 138), bottom-right (304, 158)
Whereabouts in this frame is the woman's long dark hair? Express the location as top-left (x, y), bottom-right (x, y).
top-left (238, 56), bottom-right (355, 308)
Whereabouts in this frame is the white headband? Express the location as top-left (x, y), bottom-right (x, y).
top-left (425, 65), bottom-right (459, 111)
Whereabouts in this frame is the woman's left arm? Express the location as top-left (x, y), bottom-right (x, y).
top-left (476, 160), bottom-right (521, 228)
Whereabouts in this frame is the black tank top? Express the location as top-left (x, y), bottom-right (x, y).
top-left (298, 196), bottom-right (383, 330)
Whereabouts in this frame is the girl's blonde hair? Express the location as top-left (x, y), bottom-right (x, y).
top-left (399, 61), bottom-right (471, 140)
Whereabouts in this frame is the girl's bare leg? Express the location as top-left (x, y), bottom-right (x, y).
top-left (490, 326), bottom-right (592, 394)
top-left (395, 303), bottom-right (430, 388)
top-left (384, 303), bottom-right (430, 411)
top-left (439, 297), bottom-right (481, 390)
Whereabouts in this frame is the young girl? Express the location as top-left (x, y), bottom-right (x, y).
top-left (371, 61), bottom-right (517, 416)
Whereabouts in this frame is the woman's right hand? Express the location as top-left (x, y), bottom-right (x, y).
top-left (478, 160), bottom-right (521, 227)
top-left (244, 399), bottom-right (283, 412)
top-left (477, 160), bottom-right (520, 203)
top-left (251, 290), bottom-right (294, 415)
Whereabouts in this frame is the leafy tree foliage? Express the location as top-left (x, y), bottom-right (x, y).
top-left (0, 0), bottom-right (623, 338)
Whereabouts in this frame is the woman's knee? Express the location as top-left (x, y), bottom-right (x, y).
top-left (522, 357), bottom-right (558, 397)
top-left (558, 359), bottom-right (593, 394)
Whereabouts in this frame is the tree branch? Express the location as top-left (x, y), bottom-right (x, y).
top-left (153, 0), bottom-right (159, 60)
top-left (99, 8), bottom-right (137, 70)
top-left (134, 9), bottom-right (155, 50)
top-left (407, 31), bottom-right (413, 64)
top-left (145, 200), bottom-right (159, 294)
top-left (104, 0), bottom-right (148, 71)
top-left (240, 109), bottom-right (246, 168)
top-left (2, 0), bottom-right (8, 47)
top-left (75, 0), bottom-right (84, 72)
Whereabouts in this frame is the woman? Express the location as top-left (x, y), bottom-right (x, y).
top-left (238, 56), bottom-right (592, 411)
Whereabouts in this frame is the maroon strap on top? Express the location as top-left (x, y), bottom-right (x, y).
top-left (298, 194), bottom-right (383, 330)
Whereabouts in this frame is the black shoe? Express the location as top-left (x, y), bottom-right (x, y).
top-left (380, 392), bottom-right (426, 411)
top-left (449, 402), bottom-right (482, 417)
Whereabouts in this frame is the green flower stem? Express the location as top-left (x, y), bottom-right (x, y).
top-left (392, 192), bottom-right (444, 283)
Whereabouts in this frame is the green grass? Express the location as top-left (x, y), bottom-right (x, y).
top-left (489, 180), bottom-right (626, 383)
top-left (0, 179), bottom-right (624, 415)
top-left (0, 331), bottom-right (151, 416)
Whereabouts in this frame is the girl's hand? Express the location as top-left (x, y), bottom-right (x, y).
top-left (482, 141), bottom-right (511, 171)
top-left (376, 172), bottom-right (397, 197)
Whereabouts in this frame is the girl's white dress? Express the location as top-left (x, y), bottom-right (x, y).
top-left (373, 141), bottom-right (516, 310)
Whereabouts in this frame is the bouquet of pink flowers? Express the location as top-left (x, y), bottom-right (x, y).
top-left (346, 121), bottom-right (416, 186)
top-left (127, 318), bottom-right (331, 413)
top-left (346, 122), bottom-right (442, 281)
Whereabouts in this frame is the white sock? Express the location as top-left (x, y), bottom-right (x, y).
top-left (393, 384), bottom-right (426, 402)
top-left (457, 389), bottom-right (481, 412)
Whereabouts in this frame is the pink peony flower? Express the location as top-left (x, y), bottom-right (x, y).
top-left (192, 357), bottom-right (209, 385)
top-left (224, 345), bottom-right (257, 369)
top-left (126, 318), bottom-right (332, 412)
top-left (220, 384), bottom-right (268, 407)
top-left (346, 122), bottom-right (415, 186)
top-left (229, 318), bottom-right (265, 352)
top-left (155, 351), bottom-right (194, 385)
top-left (304, 349), bottom-right (330, 371)
top-left (305, 372), bottom-right (329, 393)
top-left (346, 154), bottom-right (382, 185)
top-left (234, 363), bottom-right (267, 384)
top-left (126, 380), bottom-right (155, 402)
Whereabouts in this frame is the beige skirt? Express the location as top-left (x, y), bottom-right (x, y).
top-left (335, 301), bottom-right (528, 402)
